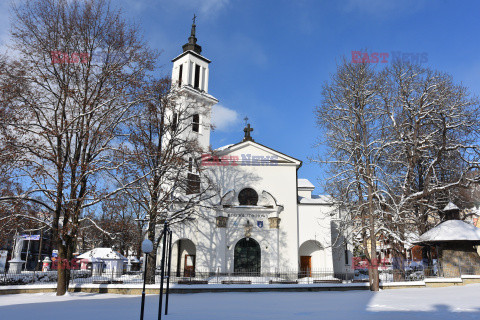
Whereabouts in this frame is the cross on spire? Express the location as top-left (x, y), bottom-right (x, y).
top-left (182, 14), bottom-right (202, 54)
top-left (243, 123), bottom-right (254, 142)
top-left (190, 14), bottom-right (197, 37)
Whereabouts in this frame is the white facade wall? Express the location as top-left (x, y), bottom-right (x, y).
top-left (297, 189), bottom-right (313, 198)
top-left (298, 204), bottom-right (335, 270)
top-left (171, 94), bottom-right (213, 151)
top-left (159, 142), bottom-right (350, 274)
top-left (163, 142), bottom-right (301, 272)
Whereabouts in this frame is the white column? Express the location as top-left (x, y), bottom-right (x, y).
top-left (188, 61), bottom-right (194, 86)
top-left (201, 67), bottom-right (206, 91)
top-left (184, 61), bottom-right (189, 86)
top-left (204, 68), bottom-right (209, 93)
top-left (217, 224), bottom-right (227, 273)
top-left (198, 114), bottom-right (202, 134)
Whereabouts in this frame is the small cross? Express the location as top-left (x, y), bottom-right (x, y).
top-left (244, 116), bottom-right (249, 126)
top-left (192, 14), bottom-right (197, 25)
top-left (243, 123), bottom-right (254, 142)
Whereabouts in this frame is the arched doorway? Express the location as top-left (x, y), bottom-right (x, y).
top-left (234, 238), bottom-right (261, 275)
top-left (170, 239), bottom-right (196, 277)
top-left (299, 240), bottom-right (324, 277)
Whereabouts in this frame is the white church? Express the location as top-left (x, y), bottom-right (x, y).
top-left (160, 21), bottom-right (353, 279)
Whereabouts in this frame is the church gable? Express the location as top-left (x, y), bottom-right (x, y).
top-left (205, 141), bottom-right (302, 167)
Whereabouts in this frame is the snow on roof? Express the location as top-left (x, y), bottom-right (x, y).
top-left (297, 179), bottom-right (315, 189)
top-left (77, 248), bottom-right (127, 261)
top-left (214, 144), bottom-right (234, 152)
top-left (444, 202), bottom-right (460, 211)
top-left (298, 195), bottom-right (333, 204)
top-left (404, 231), bottom-right (420, 248)
top-left (416, 220), bottom-right (480, 243)
top-left (128, 256), bottom-right (140, 263)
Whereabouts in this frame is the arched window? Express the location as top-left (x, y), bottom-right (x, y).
top-left (238, 188), bottom-right (258, 206)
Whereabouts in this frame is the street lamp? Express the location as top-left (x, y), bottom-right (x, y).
top-left (140, 239), bottom-right (153, 320)
top-left (157, 221), bottom-right (174, 320)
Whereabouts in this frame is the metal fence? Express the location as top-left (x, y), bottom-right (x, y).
top-left (1, 264), bottom-right (477, 286)
top-left (356, 264), bottom-right (479, 282)
top-left (70, 268), bottom-right (355, 285)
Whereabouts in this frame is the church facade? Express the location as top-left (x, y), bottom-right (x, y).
top-left (159, 22), bottom-right (353, 278)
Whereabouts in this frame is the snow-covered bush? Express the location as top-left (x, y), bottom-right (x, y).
top-left (0, 270), bottom-right (90, 286)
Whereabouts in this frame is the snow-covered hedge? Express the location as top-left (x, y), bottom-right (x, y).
top-left (0, 270), bottom-right (90, 286)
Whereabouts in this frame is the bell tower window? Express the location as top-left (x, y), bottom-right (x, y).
top-left (192, 114), bottom-right (200, 133)
top-left (178, 64), bottom-right (183, 87)
top-left (172, 112), bottom-right (178, 131)
top-left (238, 188), bottom-right (258, 206)
top-left (194, 64), bottom-right (200, 89)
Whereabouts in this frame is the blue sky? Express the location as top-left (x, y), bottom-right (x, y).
top-left (2, 0), bottom-right (480, 193)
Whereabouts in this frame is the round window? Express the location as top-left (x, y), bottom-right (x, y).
top-left (238, 188), bottom-right (258, 206)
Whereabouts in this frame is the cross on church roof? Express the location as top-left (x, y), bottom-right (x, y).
top-left (243, 123), bottom-right (254, 142)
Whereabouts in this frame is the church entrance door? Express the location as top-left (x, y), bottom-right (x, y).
top-left (184, 255), bottom-right (195, 277)
top-left (234, 238), bottom-right (261, 275)
top-left (300, 256), bottom-right (311, 277)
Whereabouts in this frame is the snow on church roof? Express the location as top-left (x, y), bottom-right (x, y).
top-left (416, 220), bottom-right (480, 243)
top-left (297, 179), bottom-right (315, 189)
top-left (77, 248), bottom-right (127, 261)
top-left (214, 144), bottom-right (234, 152)
top-left (298, 195), bottom-right (333, 204)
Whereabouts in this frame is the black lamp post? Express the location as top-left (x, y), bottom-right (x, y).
top-left (157, 221), bottom-right (173, 320)
top-left (140, 239), bottom-right (153, 320)
top-left (164, 229), bottom-right (173, 315)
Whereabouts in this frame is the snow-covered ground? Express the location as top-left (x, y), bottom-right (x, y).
top-left (1, 284), bottom-right (480, 319)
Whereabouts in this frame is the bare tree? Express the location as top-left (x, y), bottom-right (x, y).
top-left (0, 55), bottom-right (44, 249)
top-left (376, 62), bottom-right (480, 263)
top-left (315, 58), bottom-right (384, 291)
top-left (118, 78), bottom-right (218, 283)
top-left (315, 58), bottom-right (480, 288)
top-left (76, 191), bottom-right (142, 257)
top-left (0, 0), bottom-right (156, 295)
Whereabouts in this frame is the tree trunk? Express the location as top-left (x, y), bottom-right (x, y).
top-left (56, 244), bottom-right (67, 296)
top-left (368, 182), bottom-right (379, 291)
top-left (392, 247), bottom-right (406, 282)
top-left (145, 222), bottom-right (157, 284)
top-left (65, 239), bottom-right (74, 290)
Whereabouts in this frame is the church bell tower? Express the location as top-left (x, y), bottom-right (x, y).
top-left (170, 15), bottom-right (218, 151)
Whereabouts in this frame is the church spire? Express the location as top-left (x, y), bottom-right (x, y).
top-left (182, 14), bottom-right (202, 54)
